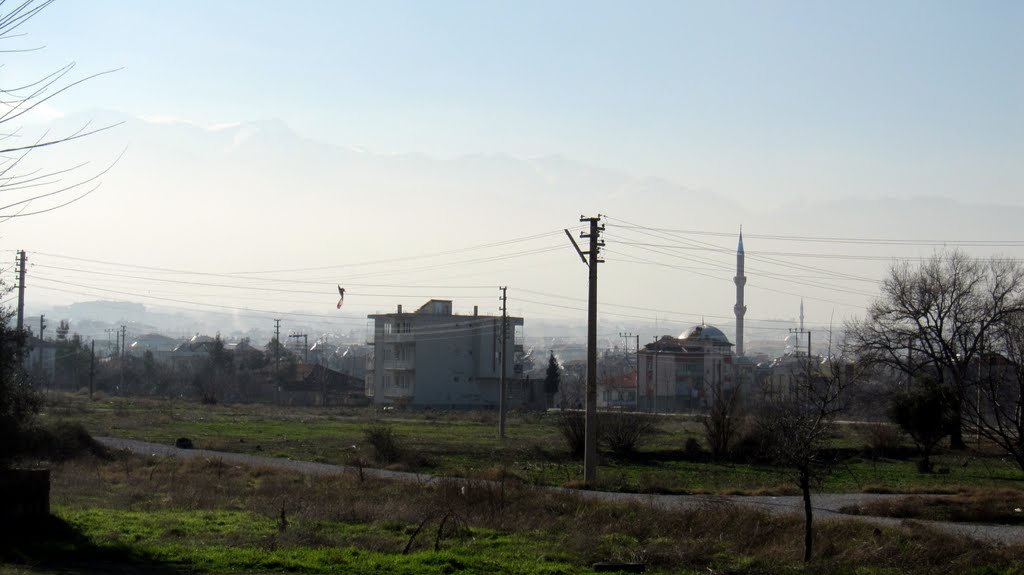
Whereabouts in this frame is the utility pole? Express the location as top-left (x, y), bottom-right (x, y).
top-left (653, 336), bottom-right (659, 415)
top-left (619, 332), bottom-right (635, 410)
top-left (619, 332), bottom-right (635, 358)
top-left (89, 340), bottom-right (95, 400)
top-left (15, 250), bottom-right (26, 336)
top-left (789, 326), bottom-right (812, 399)
top-left (567, 215), bottom-right (604, 484)
top-left (105, 328), bottom-right (116, 357)
top-left (119, 324), bottom-right (126, 392)
top-left (274, 319), bottom-right (282, 403)
top-left (288, 333), bottom-right (308, 363)
top-left (635, 334), bottom-right (640, 410)
top-left (789, 327), bottom-right (811, 358)
top-left (499, 286), bottom-right (508, 439)
top-left (37, 314), bottom-right (46, 381)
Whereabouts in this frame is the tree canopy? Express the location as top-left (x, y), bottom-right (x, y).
top-left (544, 352), bottom-right (561, 396)
top-left (848, 250), bottom-right (1024, 451)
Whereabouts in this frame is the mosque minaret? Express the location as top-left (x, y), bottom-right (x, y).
top-left (734, 228), bottom-right (747, 356)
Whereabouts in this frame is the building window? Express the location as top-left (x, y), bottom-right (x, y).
top-left (383, 321), bottom-right (393, 335)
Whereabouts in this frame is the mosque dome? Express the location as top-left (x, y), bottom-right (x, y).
top-left (680, 324), bottom-right (732, 345)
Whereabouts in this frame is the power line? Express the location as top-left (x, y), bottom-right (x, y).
top-left (603, 221), bottom-right (1024, 247)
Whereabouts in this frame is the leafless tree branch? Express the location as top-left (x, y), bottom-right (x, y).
top-left (0, 0), bottom-right (120, 219)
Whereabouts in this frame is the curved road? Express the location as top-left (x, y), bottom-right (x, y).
top-left (97, 437), bottom-right (1024, 546)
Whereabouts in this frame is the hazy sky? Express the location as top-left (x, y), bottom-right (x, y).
top-left (17, 1), bottom-right (1023, 208)
top-left (4, 1), bottom-right (1023, 346)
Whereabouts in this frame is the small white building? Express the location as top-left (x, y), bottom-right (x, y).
top-left (366, 300), bottom-right (525, 408)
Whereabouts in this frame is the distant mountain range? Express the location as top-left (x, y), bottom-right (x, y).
top-left (11, 111), bottom-right (1023, 349)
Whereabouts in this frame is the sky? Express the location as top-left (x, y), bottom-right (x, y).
top-left (2, 1), bottom-right (1023, 348)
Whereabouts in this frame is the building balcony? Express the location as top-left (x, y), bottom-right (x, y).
top-left (383, 359), bottom-right (415, 370)
top-left (378, 332), bottom-right (414, 343)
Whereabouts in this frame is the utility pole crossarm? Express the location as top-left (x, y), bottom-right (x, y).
top-left (564, 229), bottom-right (588, 266)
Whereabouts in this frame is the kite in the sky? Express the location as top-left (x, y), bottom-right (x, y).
top-left (336, 286), bottom-right (346, 309)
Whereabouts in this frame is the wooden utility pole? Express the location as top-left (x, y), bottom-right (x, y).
top-left (789, 327), bottom-right (812, 358)
top-left (288, 333), bottom-right (308, 362)
top-left (635, 334), bottom-right (640, 410)
top-left (567, 215), bottom-right (604, 484)
top-left (37, 314), bottom-right (46, 383)
top-left (499, 286), bottom-right (508, 438)
top-left (620, 332), bottom-right (636, 410)
top-left (119, 324), bottom-right (126, 392)
top-left (274, 319), bottom-right (282, 404)
top-left (89, 340), bottom-right (95, 400)
top-left (652, 336), bottom-right (659, 415)
top-left (15, 250), bottom-right (26, 336)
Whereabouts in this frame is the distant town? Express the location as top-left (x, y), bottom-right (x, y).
top-left (22, 233), bottom-right (840, 416)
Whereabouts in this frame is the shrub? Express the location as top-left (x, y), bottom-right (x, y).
top-left (0, 327), bottom-right (41, 465)
top-left (888, 385), bottom-right (954, 473)
top-left (729, 423), bottom-right (774, 464)
top-left (556, 411), bottom-right (659, 458)
top-left (555, 411), bottom-right (586, 457)
top-left (861, 422), bottom-right (905, 459)
top-left (682, 437), bottom-right (707, 461)
top-left (25, 421), bottom-right (108, 462)
top-left (363, 423), bottom-right (402, 464)
top-left (599, 412), bottom-right (658, 457)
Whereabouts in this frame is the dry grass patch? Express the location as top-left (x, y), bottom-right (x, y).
top-left (38, 445), bottom-right (1024, 574)
top-left (840, 489), bottom-right (1024, 525)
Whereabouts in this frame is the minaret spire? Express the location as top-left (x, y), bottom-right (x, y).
top-left (734, 226), bottom-right (747, 356)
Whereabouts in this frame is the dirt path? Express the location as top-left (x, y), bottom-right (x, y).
top-left (97, 437), bottom-right (1024, 546)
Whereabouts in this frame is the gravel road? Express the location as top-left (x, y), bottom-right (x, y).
top-left (97, 437), bottom-right (1024, 546)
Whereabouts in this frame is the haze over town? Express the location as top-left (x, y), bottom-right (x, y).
top-left (7, 3), bottom-right (1024, 571)
top-left (4, 1), bottom-right (1022, 350)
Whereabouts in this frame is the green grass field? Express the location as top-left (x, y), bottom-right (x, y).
top-left (42, 392), bottom-right (1024, 495)
top-left (3, 448), bottom-right (1019, 575)
top-left (4, 392), bottom-right (1022, 574)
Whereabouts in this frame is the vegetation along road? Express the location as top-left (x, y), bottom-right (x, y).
top-left (99, 437), bottom-right (1024, 547)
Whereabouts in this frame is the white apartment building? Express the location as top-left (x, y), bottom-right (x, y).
top-left (366, 299), bottom-right (524, 408)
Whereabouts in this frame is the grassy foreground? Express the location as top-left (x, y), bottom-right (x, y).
top-left (42, 393), bottom-right (1024, 495)
top-left (4, 451), bottom-right (1023, 574)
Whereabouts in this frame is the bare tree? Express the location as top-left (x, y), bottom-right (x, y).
top-left (964, 311), bottom-right (1024, 471)
top-left (1, 0), bottom-right (121, 220)
top-left (703, 376), bottom-right (741, 460)
top-left (847, 250), bottom-right (1024, 449)
top-left (757, 340), bottom-right (859, 562)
